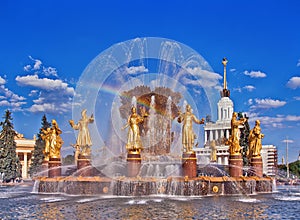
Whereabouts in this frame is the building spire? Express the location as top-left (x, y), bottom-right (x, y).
top-left (221, 57), bottom-right (230, 97)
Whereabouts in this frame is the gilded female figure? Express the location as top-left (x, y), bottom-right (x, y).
top-left (177, 104), bottom-right (204, 153)
top-left (122, 106), bottom-right (144, 152)
top-left (248, 120), bottom-right (264, 158)
top-left (69, 109), bottom-right (94, 156)
top-left (228, 112), bottom-right (247, 155)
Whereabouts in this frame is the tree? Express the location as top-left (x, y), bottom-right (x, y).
top-left (29, 114), bottom-right (51, 177)
top-left (238, 112), bottom-right (250, 166)
top-left (0, 110), bottom-right (21, 182)
top-left (62, 154), bottom-right (75, 165)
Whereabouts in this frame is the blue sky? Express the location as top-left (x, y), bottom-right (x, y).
top-left (0, 0), bottom-right (299, 162)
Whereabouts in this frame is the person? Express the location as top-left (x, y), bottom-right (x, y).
top-left (228, 112), bottom-right (247, 155)
top-left (49, 119), bottom-right (63, 159)
top-left (122, 106), bottom-right (144, 152)
top-left (248, 120), bottom-right (264, 158)
top-left (69, 109), bottom-right (94, 157)
top-left (177, 104), bottom-right (204, 153)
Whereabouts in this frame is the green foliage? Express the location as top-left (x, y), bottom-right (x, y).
top-left (29, 114), bottom-right (51, 177)
top-left (62, 154), bottom-right (75, 165)
top-left (289, 160), bottom-right (300, 177)
top-left (238, 112), bottom-right (250, 166)
top-left (277, 160), bottom-right (300, 178)
top-left (0, 110), bottom-right (21, 182)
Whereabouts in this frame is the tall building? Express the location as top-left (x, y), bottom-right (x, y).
top-left (194, 58), bottom-right (277, 176)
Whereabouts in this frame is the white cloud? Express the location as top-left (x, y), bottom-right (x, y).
top-left (0, 76), bottom-right (6, 85)
top-left (229, 68), bottom-right (236, 72)
top-left (25, 56), bottom-right (58, 77)
top-left (125, 65), bottom-right (148, 75)
top-left (244, 70), bottom-right (267, 78)
top-left (28, 103), bottom-right (56, 113)
top-left (29, 56), bottom-right (42, 70)
top-left (243, 85), bottom-right (255, 92)
top-left (294, 96), bottom-right (300, 101)
top-left (28, 101), bottom-right (71, 114)
top-left (247, 111), bottom-right (300, 129)
top-left (286, 115), bottom-right (300, 121)
top-left (297, 59), bottom-right (300, 67)
top-left (16, 75), bottom-right (74, 95)
top-left (286, 76), bottom-right (300, 89)
top-left (28, 90), bottom-right (39, 97)
top-left (0, 100), bottom-right (10, 106)
top-left (249, 98), bottom-right (286, 109)
top-left (0, 85), bottom-right (26, 110)
top-left (248, 99), bottom-right (253, 105)
top-left (0, 85), bottom-right (26, 101)
top-left (42, 66), bottom-right (58, 77)
top-left (24, 65), bottom-right (31, 72)
top-left (182, 67), bottom-right (222, 89)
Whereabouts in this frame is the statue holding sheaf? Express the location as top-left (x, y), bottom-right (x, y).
top-left (228, 112), bottom-right (247, 155)
top-left (177, 104), bottom-right (205, 153)
top-left (122, 106), bottom-right (145, 153)
top-left (248, 120), bottom-right (264, 159)
top-left (69, 109), bottom-right (94, 157)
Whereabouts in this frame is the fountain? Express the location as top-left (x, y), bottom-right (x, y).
top-left (34, 37), bottom-right (273, 196)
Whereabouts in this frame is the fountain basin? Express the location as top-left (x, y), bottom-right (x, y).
top-left (34, 176), bottom-right (273, 196)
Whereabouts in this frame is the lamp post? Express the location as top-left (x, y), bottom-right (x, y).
top-left (286, 137), bottom-right (289, 179)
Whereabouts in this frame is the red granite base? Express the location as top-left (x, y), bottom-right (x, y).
top-left (182, 152), bottom-right (197, 178)
top-left (77, 154), bottom-right (92, 176)
top-left (48, 158), bottom-right (61, 178)
top-left (127, 151), bottom-right (141, 177)
top-left (250, 157), bottom-right (263, 177)
top-left (229, 154), bottom-right (243, 177)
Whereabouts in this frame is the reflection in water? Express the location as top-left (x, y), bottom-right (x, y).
top-left (0, 185), bottom-right (299, 219)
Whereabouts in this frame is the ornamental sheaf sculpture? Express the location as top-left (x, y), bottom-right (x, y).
top-left (248, 119), bottom-right (264, 159)
top-left (69, 109), bottom-right (94, 157)
top-left (177, 104), bottom-right (204, 153)
top-left (228, 112), bottom-right (247, 155)
top-left (122, 106), bottom-right (145, 153)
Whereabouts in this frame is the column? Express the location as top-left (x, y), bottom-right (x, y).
top-left (23, 152), bottom-right (28, 179)
top-left (204, 130), bottom-right (207, 144)
top-left (224, 156), bottom-right (229, 165)
top-left (210, 130), bottom-right (213, 141)
top-left (215, 130), bottom-right (219, 140)
top-left (226, 130), bottom-right (229, 139)
top-left (217, 156), bottom-right (222, 164)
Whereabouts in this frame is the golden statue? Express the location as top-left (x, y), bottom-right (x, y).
top-left (41, 127), bottom-right (51, 161)
top-left (248, 120), bottom-right (264, 158)
top-left (41, 120), bottom-right (63, 159)
top-left (228, 112), bottom-right (246, 155)
top-left (177, 104), bottom-right (204, 153)
top-left (69, 109), bottom-right (94, 157)
top-left (122, 106), bottom-right (144, 152)
top-left (210, 140), bottom-right (217, 162)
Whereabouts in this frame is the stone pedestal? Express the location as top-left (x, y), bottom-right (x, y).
top-left (127, 150), bottom-right (141, 177)
top-left (182, 152), bottom-right (197, 178)
top-left (48, 158), bottom-right (61, 178)
top-left (250, 157), bottom-right (263, 177)
top-left (77, 154), bottom-right (92, 176)
top-left (41, 161), bottom-right (49, 176)
top-left (229, 154), bottom-right (243, 177)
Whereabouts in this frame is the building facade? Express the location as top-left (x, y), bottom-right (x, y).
top-left (15, 133), bottom-right (35, 179)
